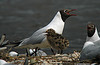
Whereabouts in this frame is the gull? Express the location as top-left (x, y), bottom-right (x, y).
top-left (17, 9), bottom-right (76, 49)
top-left (0, 9), bottom-right (76, 55)
top-left (45, 29), bottom-right (69, 54)
top-left (80, 23), bottom-right (100, 61)
top-left (86, 23), bottom-right (100, 42)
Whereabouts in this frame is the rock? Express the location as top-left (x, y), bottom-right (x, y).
top-left (0, 59), bottom-right (15, 65)
top-left (9, 51), bottom-right (18, 57)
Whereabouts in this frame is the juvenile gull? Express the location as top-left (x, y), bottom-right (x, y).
top-left (17, 9), bottom-right (76, 48)
top-left (46, 29), bottom-right (69, 54)
top-left (80, 23), bottom-right (100, 61)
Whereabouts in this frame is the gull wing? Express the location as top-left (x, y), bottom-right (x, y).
top-left (19, 27), bottom-right (47, 46)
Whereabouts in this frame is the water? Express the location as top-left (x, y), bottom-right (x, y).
top-left (0, 0), bottom-right (100, 54)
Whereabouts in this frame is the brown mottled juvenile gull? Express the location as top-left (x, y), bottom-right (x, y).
top-left (46, 29), bottom-right (69, 54)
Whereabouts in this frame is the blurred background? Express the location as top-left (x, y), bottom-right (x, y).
top-left (0, 0), bottom-right (100, 54)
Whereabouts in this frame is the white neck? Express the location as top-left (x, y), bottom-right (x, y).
top-left (83, 41), bottom-right (94, 49)
top-left (46, 11), bottom-right (65, 34)
top-left (86, 28), bottom-right (100, 42)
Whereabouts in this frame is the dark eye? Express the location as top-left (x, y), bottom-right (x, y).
top-left (91, 25), bottom-right (94, 28)
top-left (64, 10), bottom-right (67, 12)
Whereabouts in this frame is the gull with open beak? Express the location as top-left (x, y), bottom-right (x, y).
top-left (18, 9), bottom-right (76, 49)
top-left (0, 9), bottom-right (76, 54)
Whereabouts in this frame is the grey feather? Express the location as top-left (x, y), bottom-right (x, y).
top-left (94, 40), bottom-right (100, 46)
top-left (80, 43), bottom-right (100, 60)
top-left (19, 27), bottom-right (47, 46)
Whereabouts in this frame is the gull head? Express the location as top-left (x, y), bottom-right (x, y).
top-left (87, 23), bottom-right (95, 37)
top-left (59, 9), bottom-right (77, 21)
top-left (46, 28), bottom-right (56, 35)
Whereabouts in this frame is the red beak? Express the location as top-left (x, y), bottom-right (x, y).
top-left (66, 9), bottom-right (77, 16)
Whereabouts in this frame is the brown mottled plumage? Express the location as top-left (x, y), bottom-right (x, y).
top-left (46, 29), bottom-right (69, 54)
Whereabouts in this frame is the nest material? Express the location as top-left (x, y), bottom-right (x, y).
top-left (0, 50), bottom-right (81, 65)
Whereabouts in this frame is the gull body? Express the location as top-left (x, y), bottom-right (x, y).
top-left (18, 9), bottom-right (76, 48)
top-left (80, 23), bottom-right (100, 60)
top-left (46, 29), bottom-right (69, 54)
top-left (19, 12), bottom-right (64, 48)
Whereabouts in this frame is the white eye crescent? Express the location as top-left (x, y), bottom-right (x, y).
top-left (64, 10), bottom-right (67, 12)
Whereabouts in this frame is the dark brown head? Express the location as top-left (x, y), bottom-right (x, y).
top-left (46, 29), bottom-right (55, 35)
top-left (87, 23), bottom-right (95, 37)
top-left (60, 9), bottom-right (76, 22)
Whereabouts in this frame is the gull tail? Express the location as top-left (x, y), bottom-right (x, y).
top-left (0, 41), bottom-right (21, 47)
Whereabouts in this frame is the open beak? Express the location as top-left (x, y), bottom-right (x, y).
top-left (66, 9), bottom-right (77, 16)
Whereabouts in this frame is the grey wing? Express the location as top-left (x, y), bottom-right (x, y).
top-left (19, 27), bottom-right (47, 46)
top-left (94, 40), bottom-right (100, 46)
top-left (19, 33), bottom-right (46, 46)
top-left (80, 45), bottom-right (100, 60)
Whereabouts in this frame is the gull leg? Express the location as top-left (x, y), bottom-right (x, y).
top-left (24, 49), bottom-right (29, 65)
top-left (60, 49), bottom-right (63, 54)
top-left (50, 48), bottom-right (55, 55)
top-left (58, 50), bottom-right (60, 54)
top-left (34, 47), bottom-right (38, 56)
top-left (26, 48), bottom-right (30, 57)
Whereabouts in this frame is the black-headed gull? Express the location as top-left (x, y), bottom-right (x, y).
top-left (86, 23), bottom-right (100, 42)
top-left (17, 9), bottom-right (76, 48)
top-left (80, 23), bottom-right (100, 60)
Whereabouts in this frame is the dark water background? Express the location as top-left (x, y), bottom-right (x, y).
top-left (0, 0), bottom-right (100, 54)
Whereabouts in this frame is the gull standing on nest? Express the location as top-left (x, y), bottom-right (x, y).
top-left (1, 9), bottom-right (76, 55)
